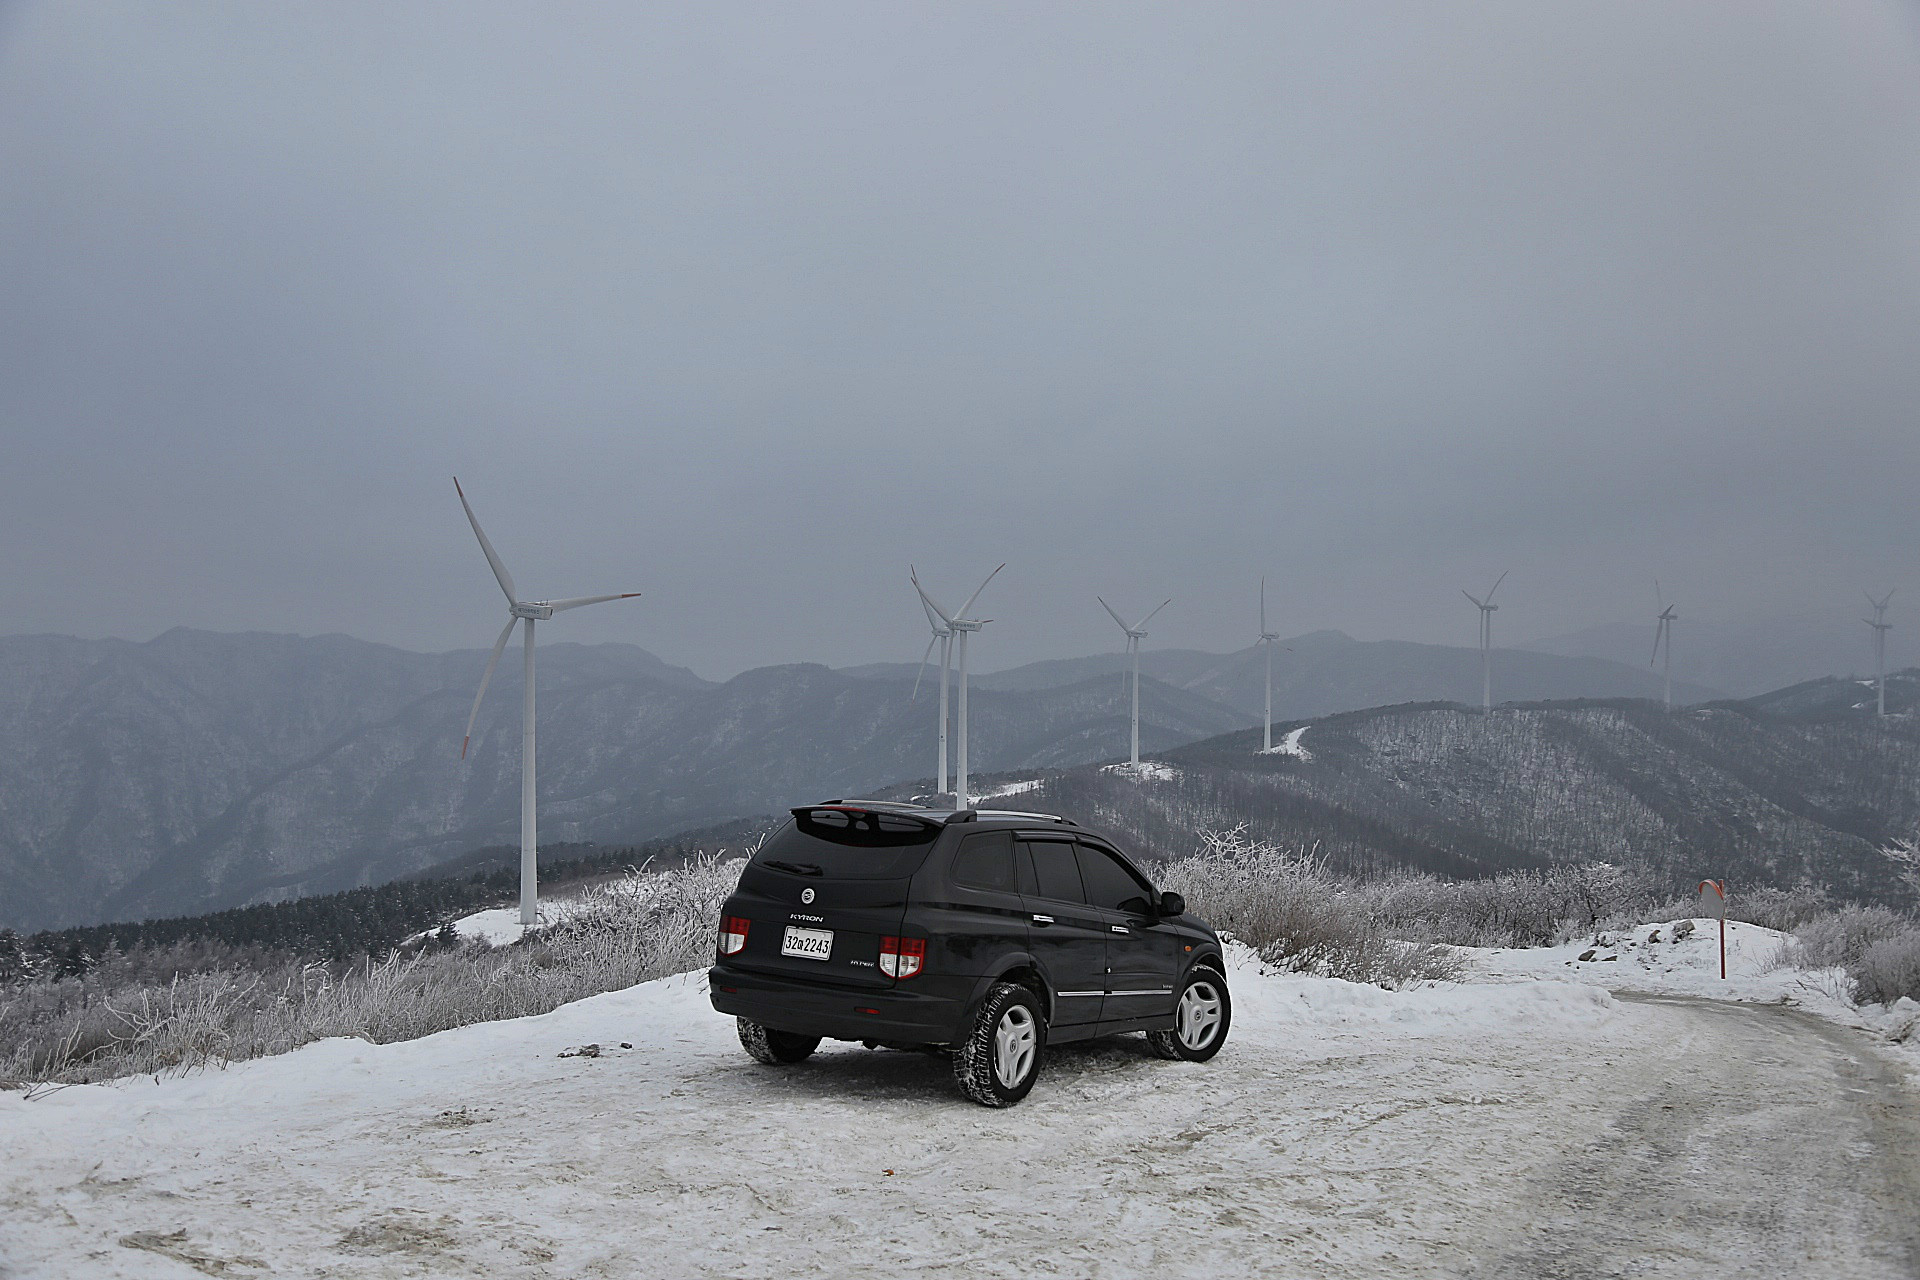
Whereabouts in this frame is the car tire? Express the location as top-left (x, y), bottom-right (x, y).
top-left (952, 982), bottom-right (1046, 1107)
top-left (737, 1018), bottom-right (821, 1065)
top-left (1147, 966), bottom-right (1230, 1062)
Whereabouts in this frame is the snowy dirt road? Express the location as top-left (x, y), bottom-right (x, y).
top-left (3, 953), bottom-right (1916, 1279)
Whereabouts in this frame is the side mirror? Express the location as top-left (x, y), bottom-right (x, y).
top-left (1158, 891), bottom-right (1186, 918)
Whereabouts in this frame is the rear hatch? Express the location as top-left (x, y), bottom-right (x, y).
top-left (721, 806), bottom-right (943, 991)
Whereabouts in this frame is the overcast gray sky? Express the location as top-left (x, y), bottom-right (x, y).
top-left (3, 2), bottom-right (1916, 679)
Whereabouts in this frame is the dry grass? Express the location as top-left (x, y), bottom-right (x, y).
top-left (0, 855), bottom-right (740, 1086)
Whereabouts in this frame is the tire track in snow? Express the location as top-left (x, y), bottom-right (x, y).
top-left (1464, 994), bottom-right (1920, 1280)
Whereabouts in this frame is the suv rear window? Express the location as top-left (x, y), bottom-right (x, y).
top-left (950, 831), bottom-right (1016, 892)
top-left (752, 809), bottom-right (940, 880)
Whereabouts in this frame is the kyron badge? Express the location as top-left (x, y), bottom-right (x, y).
top-left (800, 887), bottom-right (815, 904)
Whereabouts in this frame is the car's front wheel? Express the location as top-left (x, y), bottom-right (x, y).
top-left (1148, 967), bottom-right (1230, 1062)
top-left (953, 982), bottom-right (1046, 1107)
top-left (737, 1018), bottom-right (821, 1064)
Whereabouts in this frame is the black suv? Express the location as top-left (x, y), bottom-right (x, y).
top-left (709, 801), bottom-right (1230, 1107)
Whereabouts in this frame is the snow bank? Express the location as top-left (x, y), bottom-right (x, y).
top-left (1467, 917), bottom-right (1920, 1066)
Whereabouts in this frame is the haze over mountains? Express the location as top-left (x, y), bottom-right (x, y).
top-left (1524, 611), bottom-right (1912, 699)
top-left (5, 625), bottom-right (1727, 932)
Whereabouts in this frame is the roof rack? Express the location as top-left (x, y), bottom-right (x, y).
top-left (972, 809), bottom-right (1077, 825)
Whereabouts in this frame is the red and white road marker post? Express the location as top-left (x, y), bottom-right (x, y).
top-left (1698, 879), bottom-right (1728, 979)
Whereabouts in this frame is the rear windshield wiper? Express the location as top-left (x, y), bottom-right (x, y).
top-left (762, 859), bottom-right (823, 877)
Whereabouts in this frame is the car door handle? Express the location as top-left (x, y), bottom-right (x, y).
top-left (1110, 925), bottom-right (1130, 934)
top-left (1031, 914), bottom-right (1054, 925)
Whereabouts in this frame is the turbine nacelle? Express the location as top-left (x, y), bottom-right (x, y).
top-left (511, 603), bottom-right (556, 620)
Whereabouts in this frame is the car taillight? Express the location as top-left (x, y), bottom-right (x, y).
top-left (719, 915), bottom-right (749, 956)
top-left (878, 936), bottom-right (926, 980)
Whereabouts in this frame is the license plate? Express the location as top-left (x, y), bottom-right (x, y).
top-left (780, 925), bottom-right (833, 961)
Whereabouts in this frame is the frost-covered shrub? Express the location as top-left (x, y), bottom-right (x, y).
top-left (1853, 930), bottom-right (1920, 1005)
top-left (1788, 906), bottom-right (1910, 970)
top-left (1732, 884), bottom-right (1834, 932)
top-left (1158, 828), bottom-right (1461, 988)
top-left (0, 856), bottom-right (741, 1086)
top-left (1353, 864), bottom-right (1680, 949)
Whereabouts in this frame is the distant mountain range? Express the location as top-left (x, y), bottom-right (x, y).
top-left (1523, 611), bottom-right (1910, 699)
top-left (846, 628), bottom-right (1723, 718)
top-left (0, 629), bottom-right (1241, 931)
top-left (0, 625), bottom-right (1827, 931)
top-left (951, 671), bottom-right (1920, 903)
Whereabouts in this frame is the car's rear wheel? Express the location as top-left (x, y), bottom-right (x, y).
top-left (1147, 967), bottom-right (1230, 1062)
top-left (953, 982), bottom-right (1046, 1107)
top-left (737, 1018), bottom-right (821, 1064)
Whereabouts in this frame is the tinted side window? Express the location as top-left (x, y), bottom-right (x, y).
top-left (950, 831), bottom-right (1016, 892)
top-left (1076, 843), bottom-right (1153, 912)
top-left (1023, 840), bottom-right (1086, 904)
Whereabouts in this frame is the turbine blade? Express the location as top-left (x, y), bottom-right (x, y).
top-left (910, 566), bottom-right (954, 626)
top-left (1098, 596), bottom-right (1131, 631)
top-left (1486, 570), bottom-right (1509, 603)
top-left (462, 617), bottom-right (518, 758)
top-left (1462, 590), bottom-right (1484, 609)
top-left (1650, 622), bottom-right (1662, 666)
top-left (453, 477), bottom-right (519, 604)
top-left (956, 563), bottom-right (1005, 620)
top-left (918, 591), bottom-right (945, 633)
top-left (543, 593), bottom-right (641, 612)
top-left (1138, 598), bottom-right (1172, 629)
top-left (1260, 576), bottom-right (1267, 636)
top-left (912, 633), bottom-right (938, 700)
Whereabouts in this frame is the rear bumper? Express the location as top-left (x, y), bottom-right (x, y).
top-left (708, 962), bottom-right (966, 1046)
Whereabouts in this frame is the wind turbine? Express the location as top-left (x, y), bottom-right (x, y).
top-left (1257, 577), bottom-right (1281, 752)
top-left (1865, 590), bottom-right (1895, 718)
top-left (1651, 583), bottom-right (1677, 710)
top-left (1461, 571), bottom-right (1507, 714)
top-left (454, 478), bottom-right (640, 926)
top-left (911, 565), bottom-right (1002, 808)
top-left (909, 567), bottom-right (953, 795)
top-left (1099, 596), bottom-right (1171, 769)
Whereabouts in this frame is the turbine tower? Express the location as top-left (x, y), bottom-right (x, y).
top-left (1651, 583), bottom-right (1677, 711)
top-left (454, 478), bottom-right (640, 926)
top-left (906, 568), bottom-right (952, 794)
top-left (1461, 571), bottom-right (1508, 714)
top-left (909, 567), bottom-right (954, 795)
top-left (1257, 577), bottom-right (1281, 752)
top-left (1865, 590), bottom-right (1895, 718)
top-left (911, 565), bottom-right (1002, 808)
top-left (1099, 596), bottom-right (1171, 769)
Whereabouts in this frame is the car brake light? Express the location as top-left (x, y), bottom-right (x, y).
top-left (719, 915), bottom-right (749, 956)
top-left (878, 936), bottom-right (926, 980)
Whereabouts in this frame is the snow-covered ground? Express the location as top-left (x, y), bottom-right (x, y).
top-left (1257, 725), bottom-right (1313, 759)
top-left (1469, 916), bottom-right (1920, 1055)
top-left (971, 779), bottom-right (1043, 802)
top-left (1100, 760), bottom-right (1177, 781)
top-left (424, 894), bottom-right (598, 949)
top-left (6, 934), bottom-right (1918, 1278)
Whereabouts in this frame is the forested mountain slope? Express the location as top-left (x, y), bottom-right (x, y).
top-left (1013, 691), bottom-right (1920, 902)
